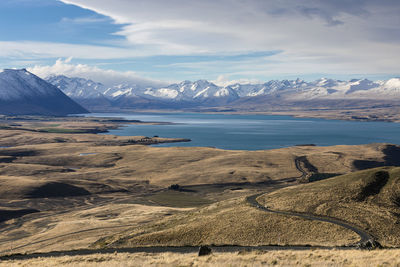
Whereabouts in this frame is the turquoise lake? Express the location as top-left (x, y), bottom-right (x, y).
top-left (89, 113), bottom-right (400, 150)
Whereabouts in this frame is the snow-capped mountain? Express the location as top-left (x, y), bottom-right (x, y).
top-left (45, 75), bottom-right (115, 111)
top-left (284, 78), bottom-right (400, 100)
top-left (44, 74), bottom-right (400, 110)
top-left (350, 78), bottom-right (400, 98)
top-left (103, 84), bottom-right (141, 98)
top-left (0, 69), bottom-right (88, 115)
top-left (227, 79), bottom-right (309, 97)
top-left (47, 75), bottom-right (105, 99)
top-left (144, 80), bottom-right (238, 102)
top-left (47, 76), bottom-right (240, 103)
top-left (228, 77), bottom-right (400, 101)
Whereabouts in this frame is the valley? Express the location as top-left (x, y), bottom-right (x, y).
top-left (0, 116), bottom-right (400, 263)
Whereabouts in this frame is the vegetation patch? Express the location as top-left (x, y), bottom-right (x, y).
top-left (308, 173), bottom-right (341, 182)
top-left (146, 190), bottom-right (212, 208)
top-left (39, 128), bottom-right (87, 133)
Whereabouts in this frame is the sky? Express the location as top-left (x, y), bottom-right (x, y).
top-left (0, 0), bottom-right (399, 86)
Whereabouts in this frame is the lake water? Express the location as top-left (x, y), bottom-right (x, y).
top-left (88, 113), bottom-right (400, 150)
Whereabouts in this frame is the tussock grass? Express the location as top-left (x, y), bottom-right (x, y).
top-left (2, 249), bottom-right (400, 266)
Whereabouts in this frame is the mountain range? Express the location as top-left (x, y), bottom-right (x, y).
top-left (0, 69), bottom-right (88, 116)
top-left (46, 75), bottom-right (400, 111)
top-left (1, 68), bottom-right (399, 116)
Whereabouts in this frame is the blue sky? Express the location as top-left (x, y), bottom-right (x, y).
top-left (1, 0), bottom-right (399, 85)
top-left (0, 0), bottom-right (123, 44)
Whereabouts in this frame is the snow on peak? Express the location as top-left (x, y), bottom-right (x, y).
top-left (214, 87), bottom-right (230, 97)
top-left (46, 75), bottom-right (105, 99)
top-left (43, 74), bottom-right (400, 103)
top-left (384, 78), bottom-right (400, 89)
top-left (144, 87), bottom-right (178, 99)
top-left (0, 69), bottom-right (69, 102)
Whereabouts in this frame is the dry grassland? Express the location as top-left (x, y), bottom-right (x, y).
top-left (2, 249), bottom-right (400, 267)
top-left (0, 204), bottom-right (189, 254)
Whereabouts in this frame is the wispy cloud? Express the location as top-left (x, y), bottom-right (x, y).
top-left (0, 41), bottom-right (156, 59)
top-left (60, 16), bottom-right (110, 24)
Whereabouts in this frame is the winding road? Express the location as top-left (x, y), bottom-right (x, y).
top-left (246, 193), bottom-right (374, 247)
top-left (294, 156), bottom-right (309, 179)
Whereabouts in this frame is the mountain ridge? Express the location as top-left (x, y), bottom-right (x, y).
top-left (46, 75), bottom-right (400, 106)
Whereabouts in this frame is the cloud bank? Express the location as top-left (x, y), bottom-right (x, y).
top-left (55, 0), bottom-right (400, 77)
top-left (28, 59), bottom-right (166, 87)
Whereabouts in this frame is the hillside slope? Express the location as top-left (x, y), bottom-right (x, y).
top-left (0, 69), bottom-right (88, 115)
top-left (258, 167), bottom-right (400, 247)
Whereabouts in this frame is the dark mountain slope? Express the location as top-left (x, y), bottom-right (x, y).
top-left (0, 69), bottom-right (88, 116)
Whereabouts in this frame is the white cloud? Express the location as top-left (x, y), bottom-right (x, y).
top-left (28, 59), bottom-right (166, 87)
top-left (212, 75), bottom-right (262, 87)
top-left (58, 0), bottom-right (400, 75)
top-left (0, 40), bottom-right (189, 60)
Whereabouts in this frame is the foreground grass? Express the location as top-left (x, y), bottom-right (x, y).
top-left (2, 249), bottom-right (400, 266)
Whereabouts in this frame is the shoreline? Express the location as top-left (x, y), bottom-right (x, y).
top-left (1, 113), bottom-right (399, 152)
top-left (83, 109), bottom-right (400, 123)
top-left (0, 115), bottom-right (191, 147)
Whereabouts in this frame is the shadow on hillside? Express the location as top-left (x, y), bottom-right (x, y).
top-left (353, 145), bottom-right (400, 170)
top-left (0, 209), bottom-right (39, 223)
top-left (27, 182), bottom-right (91, 198)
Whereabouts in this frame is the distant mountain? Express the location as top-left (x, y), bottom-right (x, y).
top-left (47, 76), bottom-right (241, 108)
top-left (46, 75), bottom-right (112, 111)
top-left (144, 80), bottom-right (239, 104)
top-left (46, 75), bottom-right (105, 99)
top-left (227, 78), bottom-right (400, 101)
top-left (0, 69), bottom-right (88, 116)
top-left (45, 74), bottom-right (400, 111)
